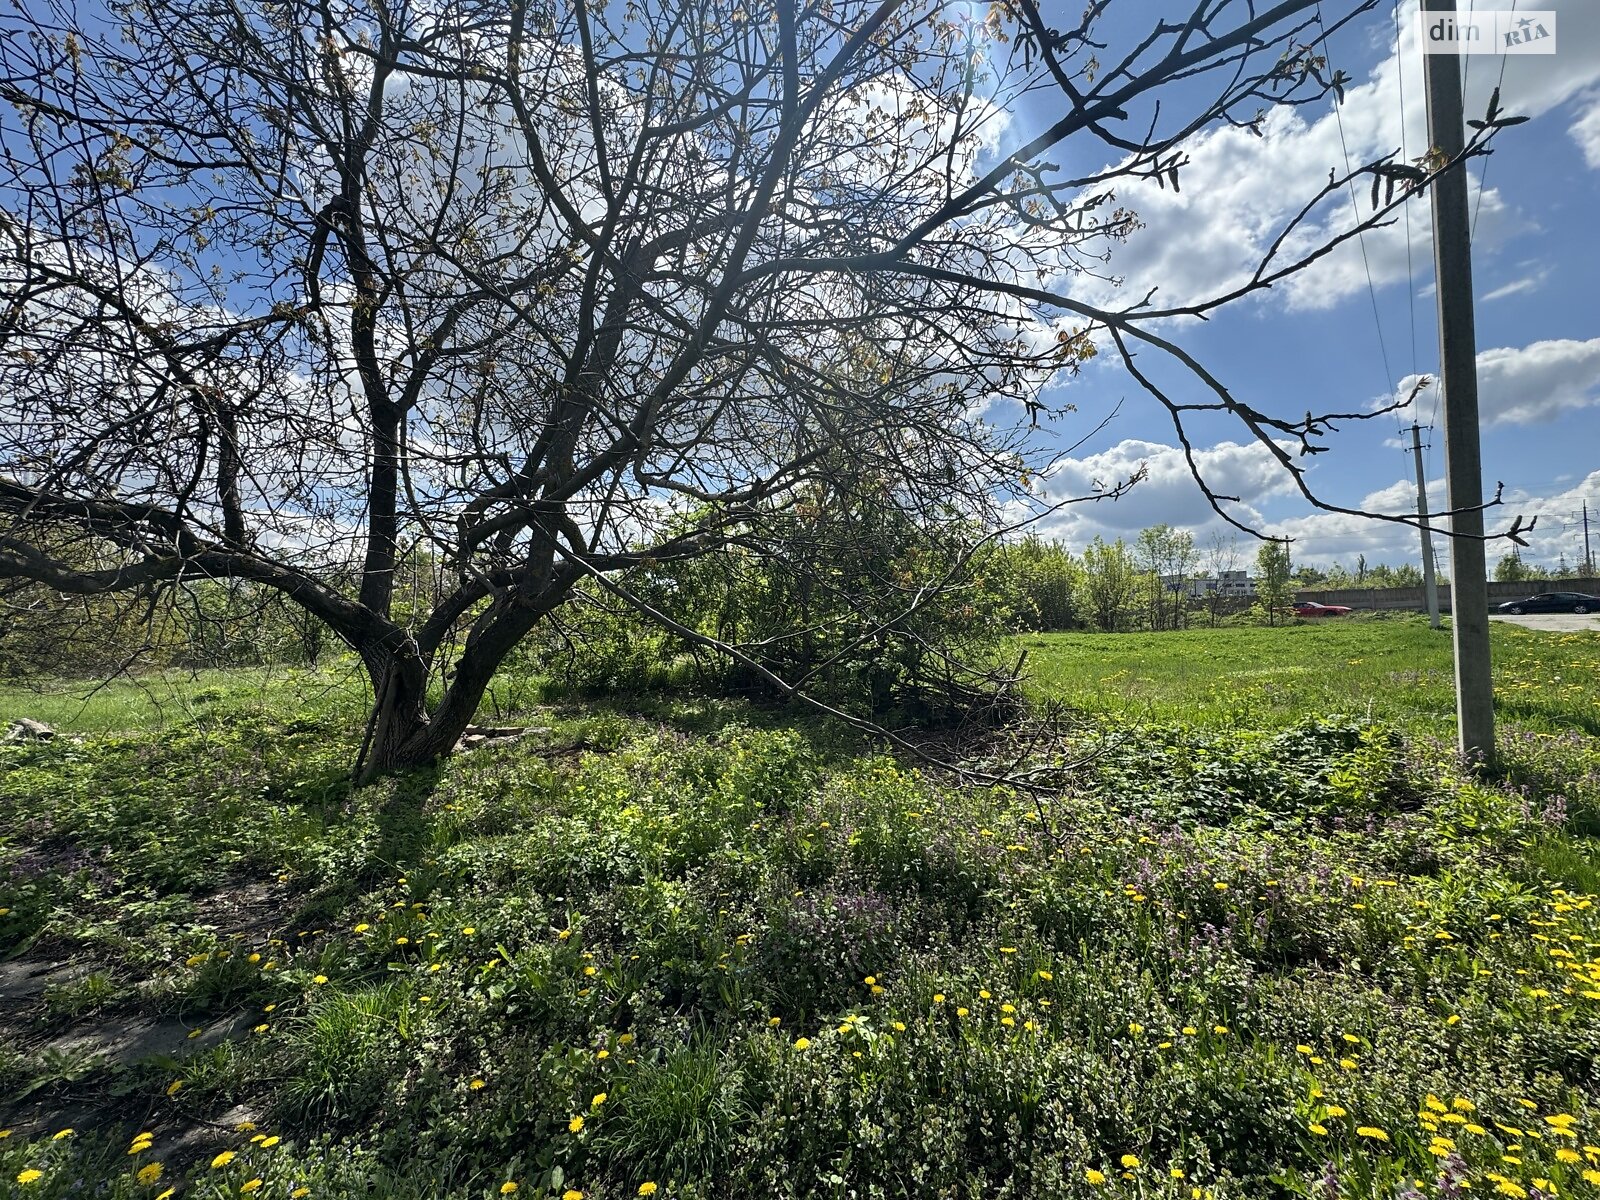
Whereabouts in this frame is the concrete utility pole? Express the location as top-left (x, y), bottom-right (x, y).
top-left (1409, 424), bottom-right (1442, 628)
top-left (1584, 501), bottom-right (1593, 575)
top-left (1422, 0), bottom-right (1494, 765)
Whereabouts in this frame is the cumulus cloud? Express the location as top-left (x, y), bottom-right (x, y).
top-left (1067, 0), bottom-right (1600, 315)
top-left (1025, 429), bottom-right (1599, 572)
top-left (1030, 437), bottom-right (1301, 549)
top-left (1392, 338), bottom-right (1600, 425)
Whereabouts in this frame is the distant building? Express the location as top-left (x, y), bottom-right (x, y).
top-left (1174, 570), bottom-right (1256, 600)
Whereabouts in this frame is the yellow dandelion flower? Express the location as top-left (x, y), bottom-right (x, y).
top-left (1085, 1169), bottom-right (1107, 1186)
top-left (569, 1116), bottom-right (585, 1134)
top-left (211, 1150), bottom-right (236, 1169)
top-left (638, 1184), bottom-right (658, 1196)
top-left (260, 1137), bottom-right (280, 1149)
top-left (793, 1037), bottom-right (811, 1050)
top-left (312, 974), bottom-right (328, 985)
top-left (242, 1181), bottom-right (263, 1194)
top-left (470, 1078), bottom-right (486, 1090)
top-left (1120, 1154), bottom-right (1140, 1169)
top-left (1308, 1124), bottom-right (1328, 1136)
top-left (292, 1191), bottom-right (310, 1199)
top-left (592, 1093), bottom-right (607, 1107)
top-left (17, 1171), bottom-right (45, 1186)
top-left (52, 1129), bottom-right (74, 1140)
top-left (500, 1184), bottom-right (518, 1196)
top-left (563, 1192), bottom-right (584, 1200)
top-left (1356, 1126), bottom-right (1389, 1142)
top-left (137, 1163), bottom-right (164, 1184)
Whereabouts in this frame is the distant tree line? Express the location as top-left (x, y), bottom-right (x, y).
top-left (19, 523), bottom-right (1576, 710)
top-left (0, 521), bottom-right (1465, 684)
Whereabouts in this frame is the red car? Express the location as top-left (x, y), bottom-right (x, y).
top-left (1293, 601), bottom-right (1352, 617)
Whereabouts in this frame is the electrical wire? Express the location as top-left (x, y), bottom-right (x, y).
top-left (1471, 0), bottom-right (1517, 239)
top-left (1315, 3), bottom-right (1396, 408)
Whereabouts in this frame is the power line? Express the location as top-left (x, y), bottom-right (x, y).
top-left (1472, 0), bottom-right (1517, 239)
top-left (1316, 3), bottom-right (1395, 399)
top-left (1394, 0), bottom-right (1420, 377)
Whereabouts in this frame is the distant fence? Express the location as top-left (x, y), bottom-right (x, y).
top-left (1296, 578), bottom-right (1600, 613)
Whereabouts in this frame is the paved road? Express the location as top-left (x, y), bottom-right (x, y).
top-left (1488, 612), bottom-right (1600, 632)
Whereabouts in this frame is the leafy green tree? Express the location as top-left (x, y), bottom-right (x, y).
top-left (1077, 538), bottom-right (1143, 633)
top-left (1254, 542), bottom-right (1295, 626)
top-left (992, 537), bottom-right (1082, 632)
top-left (1134, 525), bottom-right (1196, 632)
top-left (1494, 551), bottom-right (1534, 583)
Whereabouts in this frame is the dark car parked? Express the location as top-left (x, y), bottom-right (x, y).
top-left (1496, 591), bottom-right (1599, 615)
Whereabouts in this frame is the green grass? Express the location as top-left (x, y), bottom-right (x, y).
top-left (1, 628), bottom-right (1599, 1199)
top-left (1021, 615), bottom-right (1600, 736)
top-left (0, 662), bottom-right (371, 735)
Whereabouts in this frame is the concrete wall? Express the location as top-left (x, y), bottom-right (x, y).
top-left (1296, 578), bottom-right (1600, 612)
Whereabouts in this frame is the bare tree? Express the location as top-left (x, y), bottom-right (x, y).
top-left (0, 0), bottom-right (1518, 776)
top-left (1201, 530), bottom-right (1242, 627)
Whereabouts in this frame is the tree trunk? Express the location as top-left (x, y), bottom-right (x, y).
top-left (356, 646), bottom-right (430, 783)
top-left (353, 590), bottom-right (560, 783)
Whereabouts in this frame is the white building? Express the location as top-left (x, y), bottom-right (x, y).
top-left (1172, 570), bottom-right (1256, 600)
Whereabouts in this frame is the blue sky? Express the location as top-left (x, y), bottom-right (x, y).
top-left (1019, 0), bottom-right (1600, 573)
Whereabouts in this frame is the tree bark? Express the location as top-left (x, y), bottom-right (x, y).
top-left (354, 577), bottom-right (569, 783)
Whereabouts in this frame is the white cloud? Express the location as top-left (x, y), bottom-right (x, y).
top-left (1391, 338), bottom-right (1600, 426)
top-left (1481, 267), bottom-right (1549, 302)
top-left (1067, 0), bottom-right (1600, 315)
top-left (1571, 90), bottom-right (1600, 168)
top-left (1034, 437), bottom-right (1297, 548)
top-left (1024, 432), bottom-right (1599, 573)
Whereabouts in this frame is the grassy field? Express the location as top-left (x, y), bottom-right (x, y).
top-left (1023, 616), bottom-right (1600, 737)
top-left (1, 622), bottom-right (1598, 1199)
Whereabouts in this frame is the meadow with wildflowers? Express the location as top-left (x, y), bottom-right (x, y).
top-left (1, 618), bottom-right (1598, 1198)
